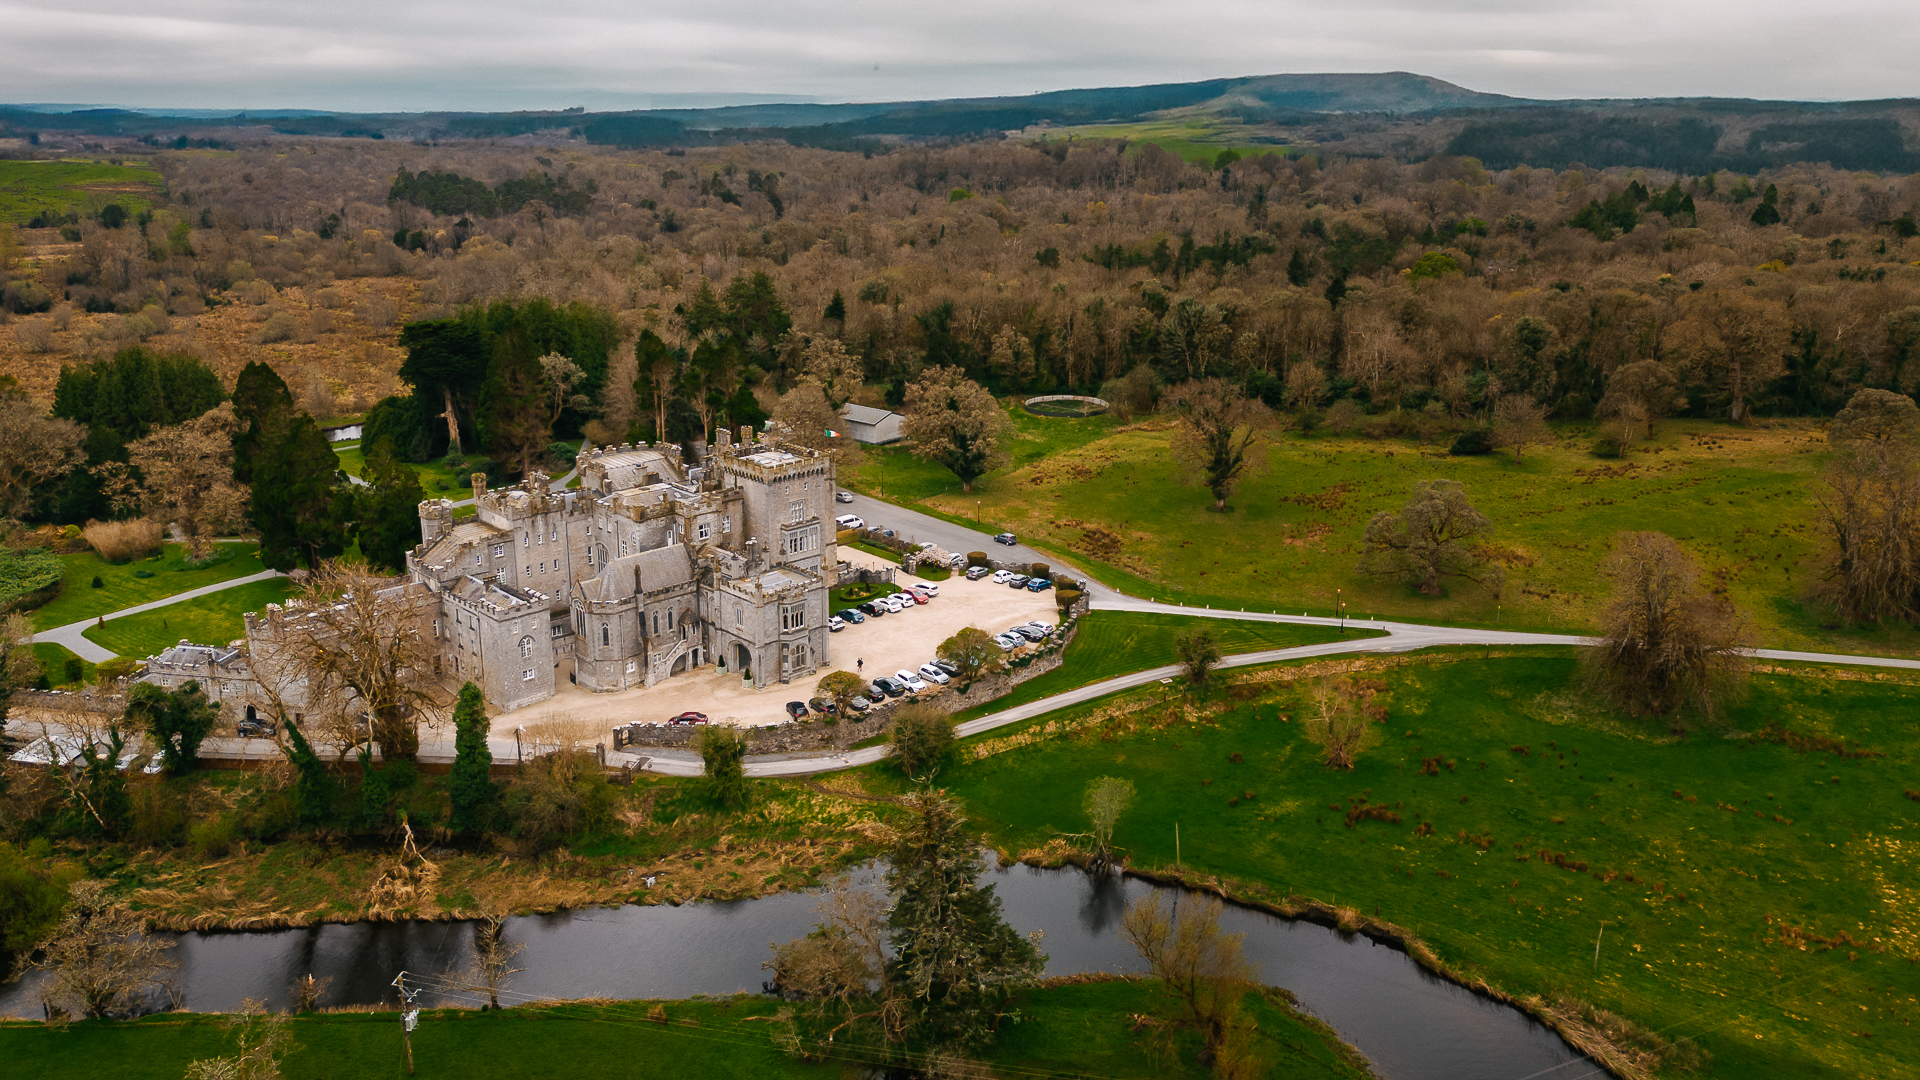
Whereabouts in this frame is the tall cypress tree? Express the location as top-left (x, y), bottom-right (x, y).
top-left (251, 414), bottom-right (351, 571)
top-left (356, 438), bottom-right (428, 572)
top-left (449, 682), bottom-right (493, 833)
top-left (478, 346), bottom-right (549, 477)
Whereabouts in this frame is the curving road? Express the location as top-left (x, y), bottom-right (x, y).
top-left (624, 490), bottom-right (1920, 779)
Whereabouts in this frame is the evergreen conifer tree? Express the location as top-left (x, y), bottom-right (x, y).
top-left (449, 682), bottom-right (494, 833)
top-left (356, 438), bottom-right (428, 572)
top-left (251, 414), bottom-right (351, 571)
top-left (229, 361), bottom-right (294, 484)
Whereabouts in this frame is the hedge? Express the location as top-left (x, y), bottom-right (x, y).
top-left (0, 548), bottom-right (64, 613)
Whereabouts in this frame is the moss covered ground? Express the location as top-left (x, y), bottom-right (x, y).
top-left (892, 648), bottom-right (1920, 1079)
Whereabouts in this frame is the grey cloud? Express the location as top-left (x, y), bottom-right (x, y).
top-left (1, 0), bottom-right (1915, 110)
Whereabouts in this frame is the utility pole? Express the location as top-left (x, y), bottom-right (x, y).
top-left (392, 970), bottom-right (419, 1075)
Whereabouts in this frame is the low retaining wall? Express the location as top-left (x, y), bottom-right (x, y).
top-left (615, 615), bottom-right (1082, 753)
top-left (9, 687), bottom-right (127, 715)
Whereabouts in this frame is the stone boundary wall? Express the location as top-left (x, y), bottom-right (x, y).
top-left (615, 615), bottom-right (1082, 753)
top-left (9, 687), bottom-right (127, 715)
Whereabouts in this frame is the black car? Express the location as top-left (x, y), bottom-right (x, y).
top-left (848, 695), bottom-right (872, 712)
top-left (236, 719), bottom-right (273, 739)
top-left (1007, 574), bottom-right (1029, 588)
top-left (808, 696), bottom-right (837, 715)
top-left (993, 532), bottom-right (1017, 546)
top-left (872, 677), bottom-right (904, 699)
top-left (858, 601), bottom-right (884, 617)
top-left (785, 701), bottom-right (809, 719)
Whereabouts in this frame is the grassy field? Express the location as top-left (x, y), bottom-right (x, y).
top-left (0, 979), bottom-right (1368, 1080)
top-left (843, 406), bottom-right (1122, 510)
top-left (83, 578), bottom-right (297, 657)
top-left (907, 648), bottom-right (1920, 1080)
top-left (951, 610), bottom-right (1375, 722)
top-left (0, 159), bottom-right (164, 224)
top-left (335, 440), bottom-right (583, 497)
top-left (852, 414), bottom-right (1909, 655)
top-left (1026, 116), bottom-right (1293, 165)
top-left (29, 543), bottom-right (266, 632)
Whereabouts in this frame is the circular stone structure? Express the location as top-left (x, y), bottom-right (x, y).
top-left (1022, 394), bottom-right (1110, 418)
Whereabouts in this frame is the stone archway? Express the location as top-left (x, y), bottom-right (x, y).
top-left (734, 642), bottom-right (751, 671)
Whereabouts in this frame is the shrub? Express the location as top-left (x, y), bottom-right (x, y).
top-left (134, 569), bottom-right (154, 579)
top-left (62, 658), bottom-right (84, 684)
top-left (1449, 426), bottom-right (1495, 456)
top-left (1029, 562), bottom-right (1050, 580)
top-left (13, 317), bottom-right (54, 352)
top-left (189, 815), bottom-right (239, 859)
top-left (0, 547), bottom-right (63, 612)
top-left (967, 551), bottom-right (989, 568)
top-left (90, 576), bottom-right (103, 589)
top-left (255, 311), bottom-right (298, 343)
top-left (890, 702), bottom-right (957, 779)
top-left (1055, 588), bottom-right (1083, 610)
top-left (1560, 393), bottom-right (1595, 419)
top-left (1591, 436), bottom-right (1623, 459)
top-left (84, 518), bottom-right (164, 562)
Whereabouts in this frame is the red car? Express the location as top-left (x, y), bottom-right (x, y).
top-left (667, 711), bottom-right (709, 725)
top-left (908, 591), bottom-right (929, 605)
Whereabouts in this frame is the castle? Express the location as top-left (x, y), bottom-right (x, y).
top-left (147, 427), bottom-right (837, 720)
top-left (403, 427), bottom-right (837, 712)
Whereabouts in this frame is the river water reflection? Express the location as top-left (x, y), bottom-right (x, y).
top-left (1, 863), bottom-right (1584, 1080)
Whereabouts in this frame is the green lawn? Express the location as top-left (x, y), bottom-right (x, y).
top-left (829, 580), bottom-right (904, 611)
top-left (0, 980), bottom-right (1366, 1079)
top-left (337, 440), bottom-right (585, 497)
top-left (842, 406), bottom-right (1122, 510)
top-left (952, 610), bottom-right (1375, 721)
top-left (29, 543), bottom-right (265, 632)
top-left (925, 648), bottom-right (1920, 1079)
top-left (31, 642), bottom-right (92, 687)
top-left (1027, 117), bottom-right (1292, 166)
top-left (0, 159), bottom-right (164, 224)
top-left (870, 417), bottom-right (1909, 655)
top-left (83, 578), bottom-right (297, 657)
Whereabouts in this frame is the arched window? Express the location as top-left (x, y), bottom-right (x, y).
top-left (602, 624), bottom-right (611, 647)
top-left (520, 636), bottom-right (534, 659)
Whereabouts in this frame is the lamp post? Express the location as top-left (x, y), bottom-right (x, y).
top-left (1337, 588), bottom-right (1344, 632)
top-left (514, 727), bottom-right (523, 774)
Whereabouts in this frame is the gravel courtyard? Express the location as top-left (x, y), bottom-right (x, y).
top-left (495, 546), bottom-right (1060, 732)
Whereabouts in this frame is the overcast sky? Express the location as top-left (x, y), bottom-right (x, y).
top-left (4, 0), bottom-right (1917, 112)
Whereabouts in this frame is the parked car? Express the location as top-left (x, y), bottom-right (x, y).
top-left (785, 701), bottom-right (809, 719)
top-left (993, 532), bottom-right (1017, 546)
top-left (910, 582), bottom-right (939, 597)
top-left (838, 608), bottom-right (866, 623)
top-left (876, 528), bottom-right (896, 538)
top-left (966, 566), bottom-right (991, 581)
top-left (872, 677), bottom-right (904, 699)
top-left (859, 601), bottom-right (884, 617)
top-left (1007, 574), bottom-right (1029, 588)
top-left (848, 695), bottom-right (872, 712)
top-left (906, 591), bottom-right (928, 605)
top-left (933, 659), bottom-right (963, 677)
top-left (1026, 577), bottom-right (1051, 591)
top-left (828, 615), bottom-right (847, 632)
top-left (835, 515), bottom-right (866, 530)
top-left (1025, 621), bottom-right (1055, 635)
top-left (895, 670), bottom-right (928, 692)
top-left (1011, 625), bottom-right (1047, 642)
top-left (808, 696), bottom-right (837, 715)
top-left (990, 569), bottom-right (1012, 584)
top-left (882, 595), bottom-right (906, 612)
top-left (668, 711), bottom-right (710, 725)
top-left (236, 718), bottom-right (273, 739)
top-left (835, 490), bottom-right (854, 503)
top-left (993, 633), bottom-right (1022, 651)
top-left (917, 663), bottom-right (950, 685)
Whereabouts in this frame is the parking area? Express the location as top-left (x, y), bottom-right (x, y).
top-left (495, 546), bottom-right (1062, 731)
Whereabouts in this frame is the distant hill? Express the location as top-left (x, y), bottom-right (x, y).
top-left (7, 72), bottom-right (1920, 173)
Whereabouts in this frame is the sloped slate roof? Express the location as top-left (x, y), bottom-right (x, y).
top-left (578, 544), bottom-right (694, 604)
top-left (840, 403), bottom-right (896, 426)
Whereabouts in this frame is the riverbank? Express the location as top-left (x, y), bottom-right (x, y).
top-left (0, 977), bottom-right (1376, 1080)
top-left (922, 647), bottom-right (1920, 1080)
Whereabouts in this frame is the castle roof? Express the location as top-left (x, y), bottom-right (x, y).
top-left (578, 543), bottom-right (694, 604)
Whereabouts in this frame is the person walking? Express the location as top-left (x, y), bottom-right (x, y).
top-left (857, 658), bottom-right (864, 672)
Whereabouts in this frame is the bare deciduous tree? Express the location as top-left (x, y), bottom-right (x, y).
top-left (1083, 776), bottom-right (1135, 868)
top-left (31, 879), bottom-right (178, 1021)
top-left (1173, 627), bottom-right (1222, 684)
top-left (771, 382), bottom-right (862, 465)
top-left (537, 351), bottom-right (589, 427)
top-left (185, 998), bottom-right (297, 1080)
top-left (462, 898), bottom-right (525, 1009)
top-left (119, 402), bottom-right (247, 558)
top-left (1121, 893), bottom-right (1258, 1064)
top-left (0, 400), bottom-right (85, 520)
top-left (1597, 361), bottom-right (1684, 446)
top-left (1166, 378), bottom-right (1276, 511)
top-left (802, 336), bottom-right (864, 407)
top-left (1359, 479), bottom-right (1503, 596)
top-left (1587, 531), bottom-right (1752, 718)
top-left (1815, 389), bottom-right (1920, 622)
top-left (1301, 673), bottom-right (1379, 769)
top-left (1490, 394), bottom-right (1552, 461)
top-left (254, 561), bottom-right (446, 760)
